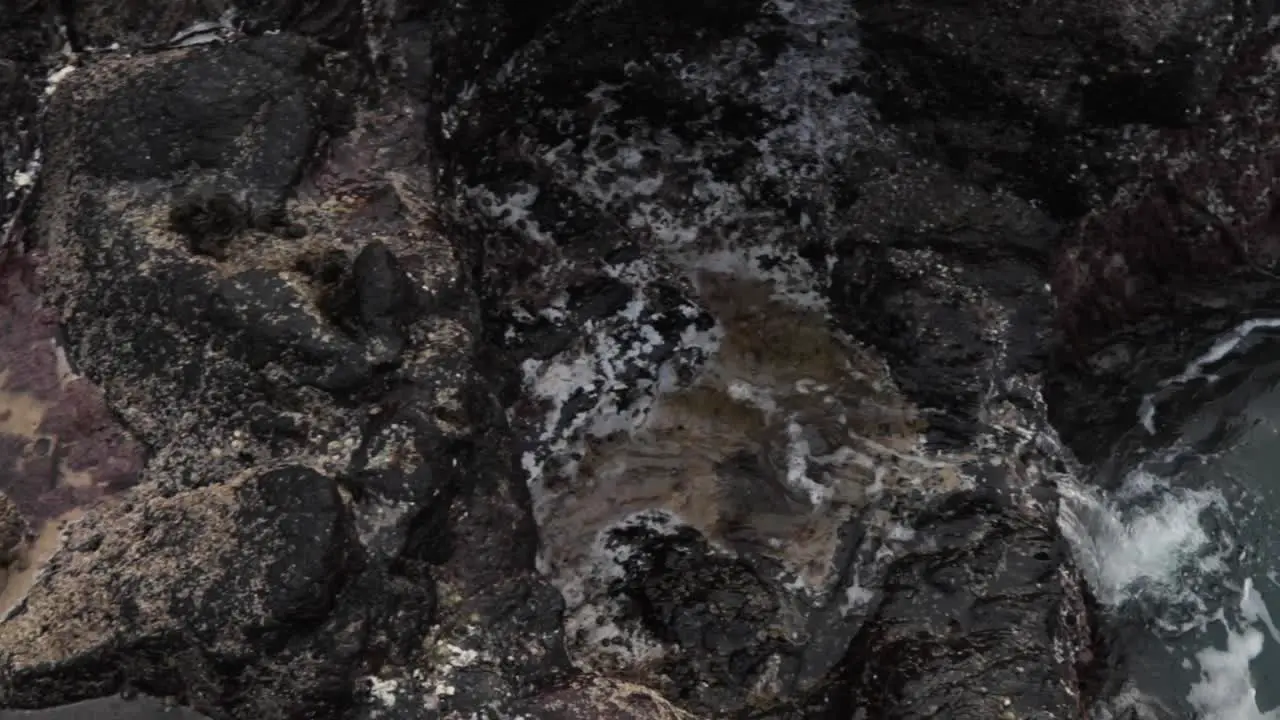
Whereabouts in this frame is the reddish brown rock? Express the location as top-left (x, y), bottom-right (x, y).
top-left (0, 250), bottom-right (146, 610)
top-left (1053, 28), bottom-right (1280, 354)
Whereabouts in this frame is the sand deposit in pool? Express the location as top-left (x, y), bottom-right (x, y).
top-left (535, 271), bottom-right (968, 610)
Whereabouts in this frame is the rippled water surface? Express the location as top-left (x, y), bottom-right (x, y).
top-left (1064, 322), bottom-right (1280, 719)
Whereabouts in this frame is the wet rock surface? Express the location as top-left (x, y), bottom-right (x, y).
top-left (0, 467), bottom-right (360, 716)
top-left (1047, 24), bottom-right (1280, 463)
top-left (821, 488), bottom-right (1097, 719)
top-left (2, 0), bottom-right (1278, 718)
top-left (0, 694), bottom-right (211, 720)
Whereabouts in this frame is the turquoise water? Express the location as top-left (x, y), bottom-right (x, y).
top-left (1064, 323), bottom-right (1280, 719)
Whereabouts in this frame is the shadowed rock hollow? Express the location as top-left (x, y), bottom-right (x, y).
top-left (0, 0), bottom-right (1277, 719)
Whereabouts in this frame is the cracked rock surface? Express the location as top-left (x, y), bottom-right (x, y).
top-left (2, 0), bottom-right (1278, 719)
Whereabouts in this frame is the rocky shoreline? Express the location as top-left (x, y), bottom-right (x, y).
top-left (1, 0), bottom-right (1278, 718)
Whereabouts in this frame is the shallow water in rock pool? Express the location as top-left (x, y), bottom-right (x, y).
top-left (1064, 320), bottom-right (1280, 719)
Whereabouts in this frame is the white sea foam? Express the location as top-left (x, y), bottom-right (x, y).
top-left (1187, 580), bottom-right (1280, 720)
top-left (1061, 472), bottom-right (1229, 621)
top-left (1061, 460), bottom-right (1280, 719)
top-left (1139, 318), bottom-right (1280, 434)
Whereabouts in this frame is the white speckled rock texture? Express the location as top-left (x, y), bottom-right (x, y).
top-left (2, 0), bottom-right (1279, 718)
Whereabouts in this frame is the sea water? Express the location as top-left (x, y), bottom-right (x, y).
top-left (1063, 320), bottom-right (1280, 719)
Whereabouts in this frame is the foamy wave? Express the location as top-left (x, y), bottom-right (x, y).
top-left (1059, 469), bottom-right (1229, 613)
top-left (1188, 580), bottom-right (1280, 720)
top-left (1061, 461), bottom-right (1280, 719)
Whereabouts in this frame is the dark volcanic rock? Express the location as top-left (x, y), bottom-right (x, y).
top-left (5, 19), bottom-right (567, 720)
top-left (64, 38), bottom-right (323, 189)
top-left (168, 189), bottom-right (252, 259)
top-left (0, 467), bottom-right (363, 718)
top-left (829, 160), bottom-right (1059, 447)
top-left (15, 0), bottom-right (1249, 715)
top-left (29, 36), bottom-right (365, 486)
top-left (1053, 26), bottom-right (1280, 349)
top-left (326, 241), bottom-right (421, 368)
top-left (0, 694), bottom-right (211, 720)
top-left (1047, 27), bottom-right (1280, 460)
top-left (68, 0), bottom-right (239, 49)
top-left (823, 488), bottom-right (1096, 719)
top-left (0, 0), bottom-right (57, 250)
top-left (67, 0), bottom-right (368, 50)
top-left (854, 0), bottom-right (1280, 216)
top-left (424, 0), bottom-right (1096, 716)
top-left (604, 525), bottom-right (788, 715)
top-left (208, 268), bottom-right (374, 391)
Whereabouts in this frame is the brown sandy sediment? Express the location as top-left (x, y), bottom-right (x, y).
top-left (537, 271), bottom-right (964, 603)
top-left (0, 508), bottom-right (84, 618)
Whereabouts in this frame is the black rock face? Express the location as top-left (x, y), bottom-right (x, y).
top-left (854, 0), bottom-right (1278, 217)
top-left (822, 489), bottom-right (1097, 719)
top-left (4, 0), bottom-right (1278, 718)
top-left (0, 0), bottom-right (57, 253)
top-left (0, 467), bottom-right (364, 717)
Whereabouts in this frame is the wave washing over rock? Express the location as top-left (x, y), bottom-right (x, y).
top-left (1, 0), bottom-right (1280, 718)
top-left (1059, 317), bottom-right (1280, 720)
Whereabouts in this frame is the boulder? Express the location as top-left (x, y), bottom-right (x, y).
top-left (0, 467), bottom-right (362, 718)
top-left (821, 489), bottom-right (1097, 719)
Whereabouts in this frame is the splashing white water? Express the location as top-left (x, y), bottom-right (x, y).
top-left (1060, 470), bottom-right (1228, 612)
top-left (1061, 464), bottom-right (1280, 719)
